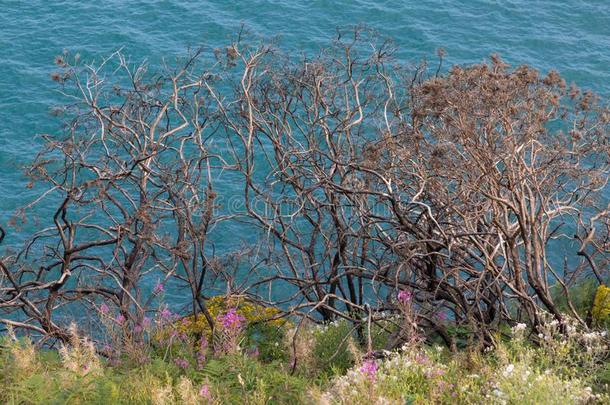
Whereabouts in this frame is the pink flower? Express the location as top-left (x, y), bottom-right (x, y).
top-left (415, 353), bottom-right (429, 364)
top-left (397, 290), bottom-right (412, 304)
top-left (360, 359), bottom-right (378, 381)
top-left (217, 308), bottom-right (245, 330)
top-left (196, 335), bottom-right (209, 369)
top-left (160, 308), bottom-right (172, 319)
top-left (436, 311), bottom-right (447, 321)
top-left (142, 317), bottom-right (151, 328)
top-left (197, 352), bottom-right (207, 370)
top-left (115, 314), bottom-right (126, 324)
top-left (153, 282), bottom-right (164, 294)
top-left (199, 384), bottom-right (212, 400)
top-left (99, 303), bottom-right (109, 314)
top-left (174, 357), bottom-right (189, 369)
top-left (199, 336), bottom-right (209, 350)
top-left (214, 308), bottom-right (245, 355)
top-left (425, 368), bottom-right (445, 378)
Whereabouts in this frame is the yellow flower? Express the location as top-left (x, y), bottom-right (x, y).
top-left (174, 296), bottom-right (286, 337)
top-left (591, 285), bottom-right (610, 324)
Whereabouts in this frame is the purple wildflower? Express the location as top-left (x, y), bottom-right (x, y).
top-left (174, 357), bottom-right (189, 369)
top-left (199, 336), bottom-right (209, 350)
top-left (360, 359), bottom-right (378, 381)
top-left (397, 290), bottom-right (412, 304)
top-left (199, 384), bottom-right (212, 400)
top-left (214, 308), bottom-right (245, 354)
top-left (197, 352), bottom-right (207, 370)
top-left (218, 308), bottom-right (245, 330)
top-left (197, 336), bottom-right (209, 369)
top-left (160, 308), bottom-right (172, 319)
top-left (99, 303), bottom-right (109, 314)
top-left (153, 282), bottom-right (164, 294)
top-left (415, 353), bottom-right (429, 365)
top-left (115, 314), bottom-right (126, 324)
top-left (425, 368), bottom-right (446, 378)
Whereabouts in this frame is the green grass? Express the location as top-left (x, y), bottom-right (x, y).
top-left (1, 311), bottom-right (608, 404)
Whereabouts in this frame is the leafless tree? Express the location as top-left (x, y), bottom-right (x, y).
top-left (0, 49), bottom-right (229, 344)
top-left (213, 31), bottom-right (610, 346)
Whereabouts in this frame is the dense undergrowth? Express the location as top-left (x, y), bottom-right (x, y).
top-left (1, 294), bottom-right (609, 404)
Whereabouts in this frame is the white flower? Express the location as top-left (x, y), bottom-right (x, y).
top-left (512, 323), bottom-right (527, 335)
top-left (502, 364), bottom-right (515, 377)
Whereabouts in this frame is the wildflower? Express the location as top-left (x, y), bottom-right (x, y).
top-left (397, 290), bottom-right (412, 304)
top-left (493, 389), bottom-right (504, 397)
top-left (218, 308), bottom-right (245, 330)
top-left (436, 311), bottom-right (447, 321)
top-left (115, 314), bottom-right (126, 324)
top-left (153, 282), bottom-right (164, 294)
top-left (502, 364), bottom-right (515, 377)
top-left (160, 308), bottom-right (172, 319)
top-left (360, 359), bottom-right (378, 382)
top-left (174, 357), bottom-right (189, 369)
top-left (197, 354), bottom-right (206, 370)
top-left (415, 353), bottom-right (429, 364)
top-left (513, 322), bottom-right (527, 333)
top-left (199, 384), bottom-right (212, 401)
top-left (99, 303), bottom-right (109, 314)
top-left (425, 368), bottom-right (446, 378)
top-left (142, 316), bottom-right (151, 328)
top-left (215, 308), bottom-right (246, 355)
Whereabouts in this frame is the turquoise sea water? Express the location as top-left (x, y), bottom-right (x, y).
top-left (1, 1), bottom-right (609, 289)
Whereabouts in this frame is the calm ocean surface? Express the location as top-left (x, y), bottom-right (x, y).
top-left (1, 1), bottom-right (609, 291)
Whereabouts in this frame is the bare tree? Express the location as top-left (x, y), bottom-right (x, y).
top-left (0, 49), bottom-right (228, 343)
top-left (212, 31), bottom-right (610, 346)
